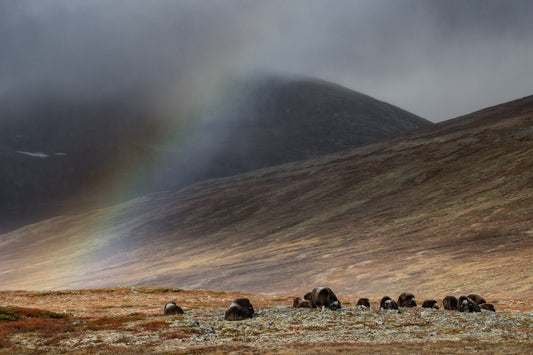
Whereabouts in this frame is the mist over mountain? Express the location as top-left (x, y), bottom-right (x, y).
top-left (149, 75), bottom-right (431, 189)
top-left (1, 94), bottom-right (531, 296)
top-left (0, 74), bottom-right (430, 232)
top-left (0, 89), bottom-right (161, 232)
top-left (2, 1), bottom-right (533, 122)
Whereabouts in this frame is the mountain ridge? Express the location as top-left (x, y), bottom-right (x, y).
top-left (0, 74), bottom-right (430, 232)
top-left (1, 95), bottom-right (531, 297)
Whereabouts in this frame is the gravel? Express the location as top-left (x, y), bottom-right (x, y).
top-left (149, 306), bottom-right (532, 352)
top-left (2, 303), bottom-right (532, 353)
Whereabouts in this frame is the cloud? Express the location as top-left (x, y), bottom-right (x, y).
top-left (1, 0), bottom-right (533, 122)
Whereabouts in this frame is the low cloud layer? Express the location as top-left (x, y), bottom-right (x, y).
top-left (1, 0), bottom-right (533, 122)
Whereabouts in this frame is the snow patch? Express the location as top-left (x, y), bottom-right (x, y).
top-left (16, 151), bottom-right (68, 157)
top-left (17, 151), bottom-right (49, 158)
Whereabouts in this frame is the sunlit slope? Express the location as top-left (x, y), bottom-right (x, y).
top-left (1, 95), bottom-right (532, 298)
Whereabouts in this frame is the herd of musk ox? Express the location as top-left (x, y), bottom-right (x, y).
top-left (164, 287), bottom-right (496, 321)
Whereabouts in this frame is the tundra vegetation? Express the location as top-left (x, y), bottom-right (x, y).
top-left (0, 287), bottom-right (531, 354)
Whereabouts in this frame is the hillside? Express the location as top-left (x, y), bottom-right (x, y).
top-left (0, 95), bottom-right (532, 298)
top-left (0, 75), bottom-right (430, 232)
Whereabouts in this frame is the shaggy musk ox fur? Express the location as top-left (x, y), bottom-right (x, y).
top-left (308, 287), bottom-right (341, 310)
top-left (356, 298), bottom-right (371, 308)
top-left (443, 296), bottom-right (458, 310)
top-left (458, 296), bottom-right (481, 312)
top-left (163, 302), bottom-right (183, 315)
top-left (480, 303), bottom-right (496, 312)
top-left (422, 300), bottom-right (439, 309)
top-left (293, 297), bottom-right (314, 308)
top-left (380, 296), bottom-right (398, 310)
top-left (467, 294), bottom-right (486, 305)
top-left (398, 293), bottom-right (417, 307)
top-left (224, 298), bottom-right (254, 321)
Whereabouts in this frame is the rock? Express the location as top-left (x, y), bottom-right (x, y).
top-left (203, 327), bottom-right (216, 334)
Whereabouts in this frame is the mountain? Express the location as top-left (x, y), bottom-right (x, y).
top-left (1, 94), bottom-right (531, 297)
top-left (169, 76), bottom-right (431, 180)
top-left (0, 75), bottom-right (430, 232)
top-left (0, 90), bottom-right (161, 232)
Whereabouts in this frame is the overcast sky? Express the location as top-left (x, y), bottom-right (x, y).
top-left (1, 0), bottom-right (533, 122)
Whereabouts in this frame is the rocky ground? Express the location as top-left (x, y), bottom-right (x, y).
top-left (0, 287), bottom-right (532, 353)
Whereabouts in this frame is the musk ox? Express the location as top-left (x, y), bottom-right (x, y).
top-left (293, 297), bottom-right (314, 308)
top-left (467, 294), bottom-right (486, 305)
top-left (224, 298), bottom-right (254, 321)
top-left (458, 296), bottom-right (481, 312)
top-left (422, 300), bottom-right (439, 309)
top-left (163, 301), bottom-right (184, 315)
top-left (457, 296), bottom-right (471, 312)
top-left (480, 303), bottom-right (496, 312)
top-left (380, 296), bottom-right (398, 310)
top-left (308, 287), bottom-right (341, 311)
top-left (443, 296), bottom-right (458, 310)
top-left (398, 293), bottom-right (417, 308)
top-left (356, 298), bottom-right (371, 308)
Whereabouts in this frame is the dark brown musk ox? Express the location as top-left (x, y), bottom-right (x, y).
top-left (163, 301), bottom-right (184, 315)
top-left (467, 294), bottom-right (486, 305)
top-left (308, 287), bottom-right (341, 311)
top-left (398, 293), bottom-right (417, 307)
top-left (480, 303), bottom-right (496, 312)
top-left (422, 300), bottom-right (439, 309)
top-left (458, 296), bottom-right (481, 312)
top-left (380, 296), bottom-right (398, 310)
top-left (293, 297), bottom-right (314, 308)
top-left (224, 298), bottom-right (255, 321)
top-left (443, 296), bottom-right (458, 310)
top-left (356, 298), bottom-right (371, 308)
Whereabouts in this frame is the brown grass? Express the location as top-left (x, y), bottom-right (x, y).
top-left (0, 288), bottom-right (531, 353)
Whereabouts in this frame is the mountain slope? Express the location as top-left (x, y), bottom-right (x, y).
top-left (1, 95), bottom-right (532, 298)
top-left (146, 75), bottom-right (432, 197)
top-left (0, 75), bottom-right (430, 232)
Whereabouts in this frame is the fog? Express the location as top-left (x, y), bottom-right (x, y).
top-left (2, 0), bottom-right (533, 122)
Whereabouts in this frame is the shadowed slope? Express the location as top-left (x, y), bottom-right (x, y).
top-left (0, 96), bottom-right (532, 298)
top-left (0, 75), bottom-right (430, 233)
top-left (152, 75), bottom-right (431, 187)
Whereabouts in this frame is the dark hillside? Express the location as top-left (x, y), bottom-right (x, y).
top-left (151, 75), bottom-right (431, 187)
top-left (0, 75), bottom-right (430, 232)
top-left (0, 95), bottom-right (530, 297)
